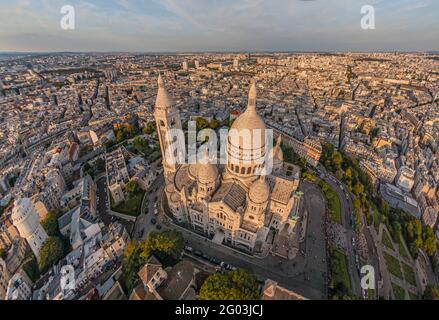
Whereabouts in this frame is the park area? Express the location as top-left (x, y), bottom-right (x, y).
top-left (319, 180), bottom-right (342, 224)
top-left (328, 246), bottom-right (352, 299)
top-left (112, 189), bottom-right (144, 216)
top-left (383, 252), bottom-right (403, 279)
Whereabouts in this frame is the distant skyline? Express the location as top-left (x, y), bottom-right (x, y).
top-left (1, 0), bottom-right (439, 53)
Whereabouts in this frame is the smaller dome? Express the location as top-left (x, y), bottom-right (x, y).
top-left (197, 150), bottom-right (218, 184)
top-left (188, 163), bottom-right (198, 179)
top-left (248, 175), bottom-right (269, 204)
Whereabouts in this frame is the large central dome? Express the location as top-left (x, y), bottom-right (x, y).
top-left (226, 81), bottom-right (267, 183)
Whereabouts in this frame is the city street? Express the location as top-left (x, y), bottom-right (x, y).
top-left (316, 164), bottom-right (362, 297)
top-left (96, 175), bottom-right (111, 225)
top-left (133, 175), bottom-right (165, 239)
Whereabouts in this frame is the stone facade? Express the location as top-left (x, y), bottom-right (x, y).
top-left (155, 77), bottom-right (303, 253)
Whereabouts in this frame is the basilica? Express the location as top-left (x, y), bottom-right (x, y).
top-left (154, 75), bottom-right (303, 253)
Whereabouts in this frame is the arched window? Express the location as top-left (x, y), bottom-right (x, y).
top-left (235, 166), bottom-right (240, 173)
top-left (246, 167), bottom-right (252, 174)
top-left (240, 167), bottom-right (245, 174)
top-left (160, 120), bottom-right (165, 127)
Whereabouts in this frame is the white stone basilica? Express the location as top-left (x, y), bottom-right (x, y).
top-left (155, 75), bottom-right (303, 253)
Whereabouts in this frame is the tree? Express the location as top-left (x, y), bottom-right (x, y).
top-left (83, 162), bottom-right (94, 178)
top-left (345, 167), bottom-right (353, 180)
top-left (95, 158), bottom-right (106, 173)
top-left (122, 240), bottom-right (150, 293)
top-left (116, 130), bottom-right (125, 143)
top-left (199, 269), bottom-right (260, 300)
top-left (125, 180), bottom-right (138, 194)
top-left (121, 230), bottom-right (183, 293)
top-left (332, 151), bottom-right (343, 167)
top-left (124, 124), bottom-right (135, 137)
top-left (370, 127), bottom-right (380, 139)
top-left (196, 117), bottom-right (209, 131)
top-left (303, 172), bottom-right (317, 183)
top-left (422, 226), bottom-right (437, 256)
top-left (209, 119), bottom-right (219, 130)
top-left (353, 198), bottom-right (362, 211)
top-left (424, 285), bottom-right (439, 300)
top-left (143, 122), bottom-right (156, 135)
top-left (38, 237), bottom-right (64, 272)
top-left (321, 142), bottom-right (334, 164)
top-left (0, 247), bottom-right (6, 259)
top-left (41, 211), bottom-right (60, 237)
top-left (146, 230), bottom-right (183, 257)
top-left (353, 183), bottom-right (365, 196)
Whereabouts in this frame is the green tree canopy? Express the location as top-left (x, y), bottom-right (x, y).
top-left (332, 152), bottom-right (343, 167)
top-left (424, 285), bottom-right (439, 300)
top-left (145, 230), bottom-right (183, 256)
top-left (353, 183), bottom-right (365, 196)
top-left (422, 226), bottom-right (436, 256)
top-left (196, 117), bottom-right (209, 131)
top-left (143, 122), bottom-right (156, 135)
top-left (38, 236), bottom-right (64, 272)
top-left (209, 119), bottom-right (219, 130)
top-left (121, 230), bottom-right (183, 293)
top-left (199, 269), bottom-right (261, 300)
top-left (125, 180), bottom-right (138, 194)
top-left (0, 247), bottom-right (6, 259)
top-left (41, 211), bottom-right (60, 237)
top-left (353, 198), bottom-right (361, 209)
top-left (122, 240), bottom-right (151, 293)
top-left (95, 158), bottom-right (106, 173)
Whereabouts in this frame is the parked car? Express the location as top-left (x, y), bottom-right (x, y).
top-left (225, 264), bottom-right (234, 271)
top-left (256, 276), bottom-right (266, 284)
top-left (202, 253), bottom-right (210, 260)
top-left (210, 257), bottom-right (221, 265)
top-left (151, 217), bottom-right (157, 225)
top-left (184, 246), bottom-right (193, 253)
top-left (156, 224), bottom-right (162, 230)
top-left (193, 250), bottom-right (203, 257)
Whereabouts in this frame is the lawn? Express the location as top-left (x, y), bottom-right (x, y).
top-left (112, 189), bottom-right (145, 216)
top-left (397, 234), bottom-right (410, 259)
top-left (408, 291), bottom-right (418, 300)
top-left (392, 282), bottom-right (406, 300)
top-left (22, 256), bottom-right (40, 282)
top-left (381, 229), bottom-right (394, 250)
top-left (373, 206), bottom-right (381, 231)
top-left (329, 246), bottom-right (352, 298)
top-left (402, 263), bottom-right (417, 286)
top-left (319, 180), bottom-right (342, 224)
top-left (383, 252), bottom-right (403, 279)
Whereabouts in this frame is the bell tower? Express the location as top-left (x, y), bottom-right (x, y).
top-left (154, 74), bottom-right (184, 178)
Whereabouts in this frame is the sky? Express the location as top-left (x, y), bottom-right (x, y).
top-left (0, 0), bottom-right (438, 52)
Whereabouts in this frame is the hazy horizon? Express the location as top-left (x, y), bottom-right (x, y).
top-left (1, 0), bottom-right (439, 52)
